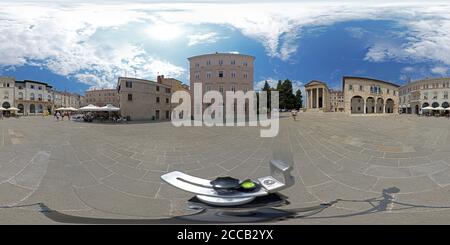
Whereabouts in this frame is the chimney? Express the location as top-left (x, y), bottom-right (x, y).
top-left (157, 75), bottom-right (164, 84)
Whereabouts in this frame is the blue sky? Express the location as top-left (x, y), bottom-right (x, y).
top-left (0, 1), bottom-right (450, 95)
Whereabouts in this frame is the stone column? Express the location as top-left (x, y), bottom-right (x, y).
top-left (364, 98), bottom-right (366, 114)
top-left (316, 88), bottom-right (319, 109)
top-left (307, 89), bottom-right (311, 109)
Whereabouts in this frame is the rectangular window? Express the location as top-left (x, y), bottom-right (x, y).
top-left (243, 62), bottom-right (247, 67)
top-left (219, 60), bottom-right (223, 65)
top-left (206, 72), bottom-right (211, 79)
top-left (31, 85), bottom-right (34, 89)
top-left (231, 72), bottom-right (236, 78)
top-left (231, 85), bottom-right (236, 92)
top-left (219, 85), bottom-right (224, 93)
top-left (156, 86), bottom-right (160, 92)
top-left (166, 110), bottom-right (170, 119)
top-left (444, 92), bottom-right (449, 99)
top-left (166, 88), bottom-right (171, 93)
top-left (127, 94), bottom-right (132, 101)
top-left (38, 86), bottom-right (42, 90)
top-left (166, 98), bottom-right (169, 103)
top-left (206, 85), bottom-right (211, 91)
top-left (206, 60), bottom-right (211, 66)
top-left (359, 85), bottom-right (363, 91)
top-left (244, 73), bottom-right (248, 79)
top-left (125, 81), bottom-right (132, 88)
top-left (195, 72), bottom-right (200, 80)
top-left (349, 84), bottom-right (353, 91)
top-left (219, 71), bottom-right (224, 78)
top-left (156, 97), bottom-right (160, 103)
top-left (195, 63), bottom-right (199, 68)
top-left (231, 60), bottom-right (235, 65)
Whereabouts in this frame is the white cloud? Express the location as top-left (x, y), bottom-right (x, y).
top-left (187, 32), bottom-right (221, 46)
top-left (0, 2), bottom-right (186, 88)
top-left (430, 66), bottom-right (448, 76)
top-left (1, 1), bottom-right (450, 88)
top-left (346, 27), bottom-right (367, 39)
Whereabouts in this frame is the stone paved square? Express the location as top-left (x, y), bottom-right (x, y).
top-left (2, 113), bottom-right (450, 224)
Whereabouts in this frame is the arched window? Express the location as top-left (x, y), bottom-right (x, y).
top-left (30, 93), bottom-right (35, 100)
top-left (422, 102), bottom-right (429, 108)
top-left (442, 102), bottom-right (449, 108)
top-left (432, 102), bottom-right (439, 108)
top-left (30, 104), bottom-right (35, 113)
top-left (351, 96), bottom-right (364, 114)
top-left (18, 92), bottom-right (23, 100)
top-left (2, 101), bottom-right (10, 109)
top-left (385, 99), bottom-right (394, 113)
top-left (18, 104), bottom-right (24, 113)
top-left (37, 104), bottom-right (43, 113)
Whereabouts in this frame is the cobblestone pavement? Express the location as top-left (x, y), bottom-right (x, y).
top-left (2, 113), bottom-right (450, 224)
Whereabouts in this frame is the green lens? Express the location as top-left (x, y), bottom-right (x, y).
top-left (241, 180), bottom-right (256, 189)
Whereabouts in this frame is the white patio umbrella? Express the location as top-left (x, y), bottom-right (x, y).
top-left (55, 107), bottom-right (68, 111)
top-left (100, 104), bottom-right (120, 112)
top-left (446, 107), bottom-right (450, 111)
top-left (0, 107), bottom-right (6, 111)
top-left (434, 106), bottom-right (445, 111)
top-left (422, 106), bottom-right (434, 110)
top-left (66, 107), bottom-right (79, 111)
top-left (7, 107), bottom-right (19, 111)
top-left (78, 104), bottom-right (101, 111)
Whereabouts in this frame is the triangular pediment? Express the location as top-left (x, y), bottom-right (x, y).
top-left (305, 80), bottom-right (328, 87)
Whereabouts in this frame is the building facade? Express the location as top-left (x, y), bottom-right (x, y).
top-left (15, 80), bottom-right (54, 115)
top-left (305, 80), bottom-right (330, 112)
top-left (329, 89), bottom-right (345, 112)
top-left (117, 77), bottom-right (172, 121)
top-left (1, 77), bottom-right (15, 111)
top-left (157, 75), bottom-right (189, 92)
top-left (343, 76), bottom-right (399, 114)
top-left (399, 77), bottom-right (450, 114)
top-left (188, 52), bottom-right (255, 112)
top-left (0, 76), bottom-right (83, 115)
top-left (84, 88), bottom-right (119, 107)
top-left (54, 91), bottom-right (83, 109)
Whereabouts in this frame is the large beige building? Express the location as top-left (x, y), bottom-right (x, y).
top-left (84, 88), bottom-right (119, 107)
top-left (117, 77), bottom-right (172, 121)
top-left (399, 77), bottom-right (450, 114)
top-left (188, 52), bottom-right (255, 112)
top-left (305, 80), bottom-right (330, 112)
top-left (343, 76), bottom-right (399, 114)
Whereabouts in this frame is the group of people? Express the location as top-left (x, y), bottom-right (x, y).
top-left (54, 111), bottom-right (71, 121)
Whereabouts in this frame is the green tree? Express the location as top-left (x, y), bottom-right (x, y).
top-left (281, 79), bottom-right (296, 109)
top-left (295, 89), bottom-right (303, 109)
top-left (262, 80), bottom-right (272, 109)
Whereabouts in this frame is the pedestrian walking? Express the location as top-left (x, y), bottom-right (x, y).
top-left (292, 109), bottom-right (297, 121)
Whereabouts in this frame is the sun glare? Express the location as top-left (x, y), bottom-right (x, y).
top-left (146, 22), bottom-right (183, 41)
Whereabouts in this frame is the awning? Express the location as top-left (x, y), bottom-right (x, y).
top-left (78, 104), bottom-right (101, 111)
top-left (99, 104), bottom-right (120, 112)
